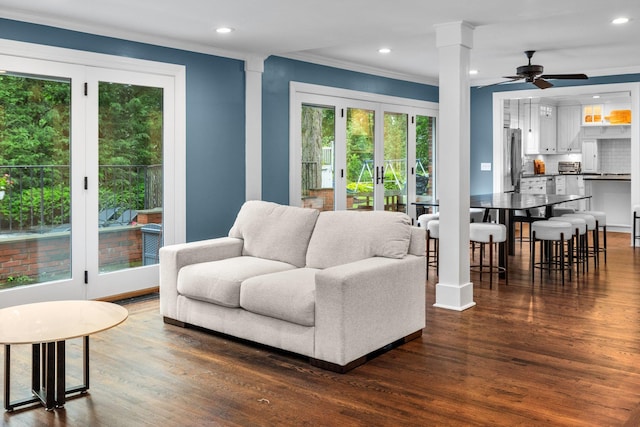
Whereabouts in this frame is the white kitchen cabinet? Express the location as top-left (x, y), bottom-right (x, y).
top-left (520, 176), bottom-right (546, 194)
top-left (582, 140), bottom-right (599, 173)
top-left (523, 102), bottom-right (557, 154)
top-left (557, 105), bottom-right (582, 153)
top-left (555, 175), bottom-right (586, 210)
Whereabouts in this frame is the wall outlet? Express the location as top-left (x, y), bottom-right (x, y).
top-left (481, 162), bottom-right (492, 171)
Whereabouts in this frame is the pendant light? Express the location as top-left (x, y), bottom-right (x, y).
top-left (528, 98), bottom-right (532, 133)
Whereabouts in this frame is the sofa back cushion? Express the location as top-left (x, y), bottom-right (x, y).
top-left (228, 200), bottom-right (320, 268)
top-left (305, 210), bottom-right (411, 269)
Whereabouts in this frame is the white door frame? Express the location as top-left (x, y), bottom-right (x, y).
top-left (0, 39), bottom-right (186, 307)
top-left (290, 82), bottom-right (438, 219)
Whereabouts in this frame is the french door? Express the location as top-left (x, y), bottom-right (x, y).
top-left (294, 89), bottom-right (437, 219)
top-left (0, 52), bottom-right (178, 307)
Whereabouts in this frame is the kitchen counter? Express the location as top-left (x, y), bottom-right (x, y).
top-left (582, 174), bottom-right (631, 181)
top-left (583, 176), bottom-right (631, 231)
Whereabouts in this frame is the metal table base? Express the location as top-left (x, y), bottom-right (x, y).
top-left (4, 336), bottom-right (89, 411)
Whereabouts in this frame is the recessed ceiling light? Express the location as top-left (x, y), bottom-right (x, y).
top-left (469, 69), bottom-right (478, 75)
top-left (612, 17), bottom-right (629, 25)
top-left (378, 48), bottom-right (391, 54)
top-left (593, 95), bottom-right (601, 99)
top-left (216, 27), bottom-right (234, 34)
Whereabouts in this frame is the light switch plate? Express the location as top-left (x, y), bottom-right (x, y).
top-left (481, 162), bottom-right (492, 171)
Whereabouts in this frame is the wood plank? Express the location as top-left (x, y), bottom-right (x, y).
top-left (1, 231), bottom-right (640, 425)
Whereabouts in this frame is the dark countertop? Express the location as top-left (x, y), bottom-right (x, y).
top-left (582, 174), bottom-right (631, 181)
top-left (522, 173), bottom-right (631, 181)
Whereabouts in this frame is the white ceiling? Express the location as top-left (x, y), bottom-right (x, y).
top-left (1, 0), bottom-right (639, 87)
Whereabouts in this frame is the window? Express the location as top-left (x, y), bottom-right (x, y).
top-left (291, 82), bottom-right (437, 220)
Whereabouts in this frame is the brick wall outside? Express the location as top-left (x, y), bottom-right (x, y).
top-left (0, 226), bottom-right (146, 282)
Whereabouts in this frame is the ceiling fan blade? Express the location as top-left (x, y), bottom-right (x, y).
top-left (540, 73), bottom-right (588, 80)
top-left (533, 78), bottom-right (553, 89)
top-left (502, 75), bottom-right (523, 80)
top-left (477, 78), bottom-right (522, 89)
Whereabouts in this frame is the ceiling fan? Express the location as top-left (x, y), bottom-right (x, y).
top-left (499, 50), bottom-right (588, 89)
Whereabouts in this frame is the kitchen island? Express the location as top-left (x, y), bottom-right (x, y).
top-left (583, 174), bottom-right (631, 232)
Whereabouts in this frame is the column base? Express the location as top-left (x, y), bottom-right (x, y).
top-left (434, 281), bottom-right (476, 311)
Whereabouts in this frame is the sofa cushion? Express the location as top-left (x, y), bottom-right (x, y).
top-left (306, 210), bottom-right (411, 269)
top-left (228, 200), bottom-right (320, 268)
top-left (177, 256), bottom-right (296, 308)
top-left (240, 268), bottom-right (319, 327)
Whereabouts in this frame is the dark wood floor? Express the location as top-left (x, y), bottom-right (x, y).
top-left (3, 231), bottom-right (640, 426)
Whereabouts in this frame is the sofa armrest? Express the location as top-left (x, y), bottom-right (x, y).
top-left (314, 255), bottom-right (426, 367)
top-left (159, 237), bottom-right (244, 319)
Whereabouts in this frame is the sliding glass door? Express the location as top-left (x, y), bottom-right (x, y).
top-left (0, 51), bottom-right (179, 307)
top-left (86, 68), bottom-right (173, 299)
top-left (294, 87), bottom-right (437, 219)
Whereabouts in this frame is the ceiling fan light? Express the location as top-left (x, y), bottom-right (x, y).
top-left (612, 17), bottom-right (629, 25)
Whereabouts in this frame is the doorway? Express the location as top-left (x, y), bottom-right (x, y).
top-left (0, 44), bottom-right (184, 307)
top-left (292, 82), bottom-right (438, 219)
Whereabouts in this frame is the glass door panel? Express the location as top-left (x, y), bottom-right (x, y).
top-left (0, 72), bottom-right (72, 290)
top-left (383, 112), bottom-right (408, 213)
top-left (300, 104), bottom-right (335, 211)
top-left (97, 82), bottom-right (163, 273)
top-left (415, 115), bottom-right (435, 205)
top-left (346, 107), bottom-right (375, 210)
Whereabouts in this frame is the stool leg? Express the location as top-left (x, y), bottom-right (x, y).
top-left (489, 235), bottom-right (494, 290)
top-left (603, 225), bottom-right (607, 264)
top-left (426, 233), bottom-right (430, 280)
top-left (531, 232), bottom-right (536, 284)
top-left (559, 235), bottom-right (565, 286)
top-left (634, 213), bottom-right (638, 249)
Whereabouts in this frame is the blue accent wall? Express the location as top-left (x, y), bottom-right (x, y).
top-left (0, 18), bottom-right (246, 241)
top-left (5, 17), bottom-right (637, 237)
top-left (470, 75), bottom-right (640, 195)
top-left (262, 56), bottom-right (439, 204)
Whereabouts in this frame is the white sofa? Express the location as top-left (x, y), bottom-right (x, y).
top-left (160, 200), bottom-right (426, 372)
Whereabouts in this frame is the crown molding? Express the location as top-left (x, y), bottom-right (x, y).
top-left (281, 52), bottom-right (439, 86)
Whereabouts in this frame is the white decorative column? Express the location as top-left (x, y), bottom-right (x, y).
top-left (245, 56), bottom-right (265, 201)
top-left (433, 21), bottom-right (476, 311)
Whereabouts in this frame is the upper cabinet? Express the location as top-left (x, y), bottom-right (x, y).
top-left (582, 103), bottom-right (631, 126)
top-left (581, 102), bottom-right (631, 139)
top-left (557, 105), bottom-right (582, 153)
top-left (523, 101), bottom-right (557, 154)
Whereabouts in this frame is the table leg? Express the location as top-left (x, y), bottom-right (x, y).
top-left (56, 341), bottom-right (65, 408)
top-left (32, 344), bottom-right (40, 392)
top-left (65, 336), bottom-right (90, 395)
top-left (44, 342), bottom-right (55, 410)
top-left (4, 345), bottom-right (9, 411)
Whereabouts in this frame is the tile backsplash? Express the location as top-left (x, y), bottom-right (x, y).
top-left (525, 138), bottom-right (631, 175)
top-left (599, 139), bottom-right (631, 174)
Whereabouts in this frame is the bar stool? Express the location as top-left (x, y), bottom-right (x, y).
top-left (563, 213), bottom-right (598, 270)
top-left (418, 213), bottom-right (439, 278)
top-left (549, 216), bottom-right (587, 277)
top-left (633, 205), bottom-right (640, 249)
top-left (531, 220), bottom-right (573, 285)
top-left (513, 208), bottom-right (545, 248)
top-left (417, 213), bottom-right (439, 228)
top-left (580, 210), bottom-right (607, 264)
top-left (552, 207), bottom-right (575, 217)
top-left (426, 220), bottom-right (439, 279)
top-left (469, 222), bottom-right (507, 289)
top-left (469, 208), bottom-right (485, 223)
top-left (469, 208), bottom-right (486, 260)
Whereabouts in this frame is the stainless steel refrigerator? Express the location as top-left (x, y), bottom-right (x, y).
top-left (503, 128), bottom-right (522, 192)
